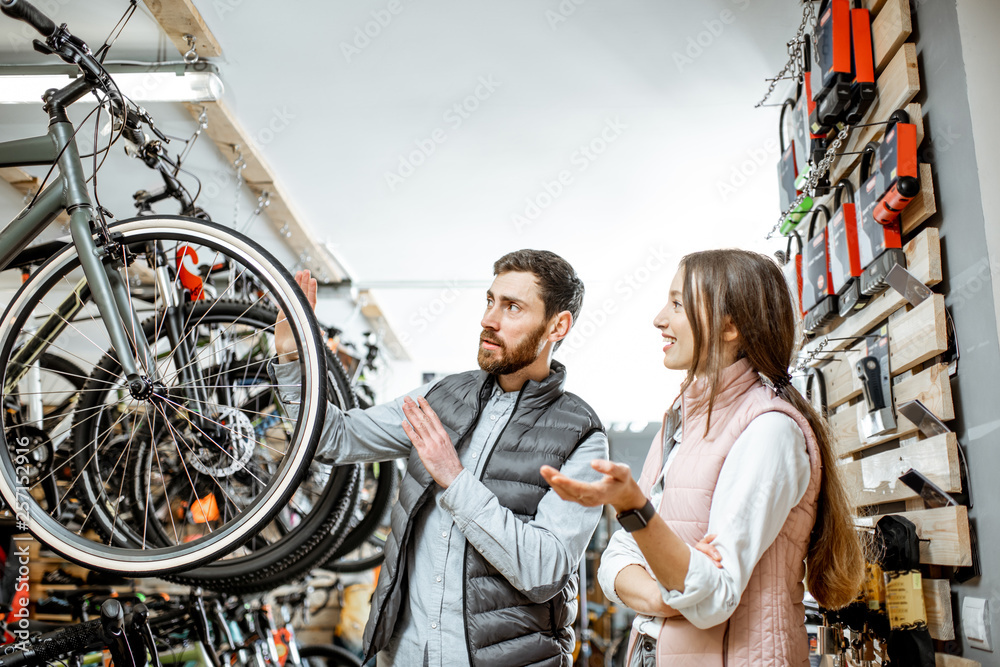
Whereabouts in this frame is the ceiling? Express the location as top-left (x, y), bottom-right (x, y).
top-left (0, 0), bottom-right (803, 423)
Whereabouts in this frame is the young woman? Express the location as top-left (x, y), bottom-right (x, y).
top-left (541, 249), bottom-right (864, 667)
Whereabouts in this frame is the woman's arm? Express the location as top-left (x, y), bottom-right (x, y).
top-left (614, 565), bottom-right (680, 617)
top-left (542, 458), bottom-right (694, 592)
top-left (542, 412), bottom-right (809, 628)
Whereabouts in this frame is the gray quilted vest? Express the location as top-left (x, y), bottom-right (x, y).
top-left (362, 361), bottom-right (604, 666)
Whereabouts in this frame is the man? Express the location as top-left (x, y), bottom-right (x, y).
top-left (272, 250), bottom-right (607, 667)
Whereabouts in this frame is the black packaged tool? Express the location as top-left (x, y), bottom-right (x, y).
top-left (828, 178), bottom-right (867, 316)
top-left (810, 0), bottom-right (853, 134)
top-left (857, 140), bottom-right (905, 297)
top-left (802, 205), bottom-right (838, 332)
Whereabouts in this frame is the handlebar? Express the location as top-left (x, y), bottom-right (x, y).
top-left (2, 0), bottom-right (126, 118)
top-left (0, 0), bottom-right (56, 38)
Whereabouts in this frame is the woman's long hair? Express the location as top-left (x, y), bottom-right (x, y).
top-left (678, 249), bottom-right (864, 610)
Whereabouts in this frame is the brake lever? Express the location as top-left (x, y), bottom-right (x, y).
top-left (31, 38), bottom-right (53, 55)
top-left (138, 109), bottom-right (169, 143)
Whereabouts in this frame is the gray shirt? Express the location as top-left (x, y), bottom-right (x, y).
top-left (270, 362), bottom-right (608, 667)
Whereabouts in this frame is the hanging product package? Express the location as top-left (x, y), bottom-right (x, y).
top-left (810, 0), bottom-right (853, 135)
top-left (857, 140), bottom-right (906, 296)
top-left (828, 178), bottom-right (867, 316)
top-left (779, 232), bottom-right (805, 317)
top-left (778, 97), bottom-right (812, 234)
top-left (801, 205), bottom-right (838, 332)
top-left (874, 114), bottom-right (920, 225)
top-left (844, 6), bottom-right (876, 124)
top-left (794, 40), bottom-right (832, 197)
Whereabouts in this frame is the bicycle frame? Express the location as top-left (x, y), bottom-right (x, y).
top-left (0, 76), bottom-right (154, 386)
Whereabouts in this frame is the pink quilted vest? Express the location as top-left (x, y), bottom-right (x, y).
top-left (629, 359), bottom-right (822, 667)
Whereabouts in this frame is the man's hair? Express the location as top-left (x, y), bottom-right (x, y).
top-left (493, 249), bottom-right (585, 323)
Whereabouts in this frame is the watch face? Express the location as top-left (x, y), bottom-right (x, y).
top-left (618, 501), bottom-right (655, 532)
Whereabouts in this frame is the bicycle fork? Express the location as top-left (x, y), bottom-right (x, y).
top-left (68, 207), bottom-right (159, 393)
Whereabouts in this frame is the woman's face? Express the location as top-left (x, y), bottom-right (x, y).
top-left (653, 269), bottom-right (696, 371)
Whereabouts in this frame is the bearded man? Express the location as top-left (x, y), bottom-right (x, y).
top-left (272, 250), bottom-right (607, 667)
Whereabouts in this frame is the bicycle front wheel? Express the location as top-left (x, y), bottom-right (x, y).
top-left (0, 216), bottom-right (327, 575)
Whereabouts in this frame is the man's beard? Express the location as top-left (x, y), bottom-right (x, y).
top-left (477, 322), bottom-right (547, 375)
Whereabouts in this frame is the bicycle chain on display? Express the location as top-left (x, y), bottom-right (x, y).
top-left (755, 0), bottom-right (818, 109)
top-left (767, 124), bottom-right (851, 240)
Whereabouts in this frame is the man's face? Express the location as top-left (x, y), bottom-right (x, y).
top-left (478, 271), bottom-right (550, 375)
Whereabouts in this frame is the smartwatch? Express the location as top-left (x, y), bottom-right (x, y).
top-left (616, 500), bottom-right (656, 533)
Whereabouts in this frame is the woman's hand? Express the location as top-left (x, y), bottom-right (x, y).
top-left (540, 459), bottom-right (647, 513)
top-left (695, 534), bottom-right (723, 569)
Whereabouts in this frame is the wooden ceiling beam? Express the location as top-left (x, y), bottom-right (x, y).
top-left (142, 0), bottom-right (223, 59)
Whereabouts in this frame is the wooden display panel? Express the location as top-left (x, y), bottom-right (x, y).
top-left (858, 506), bottom-right (972, 567)
top-left (842, 433), bottom-right (960, 508)
top-left (872, 0), bottom-right (912, 74)
top-left (901, 163), bottom-right (938, 234)
top-left (835, 363), bottom-right (954, 457)
top-left (819, 343), bottom-right (866, 410)
top-left (888, 294), bottom-right (949, 375)
top-left (863, 0), bottom-right (889, 16)
top-left (819, 289), bottom-right (947, 411)
top-left (936, 656), bottom-right (982, 667)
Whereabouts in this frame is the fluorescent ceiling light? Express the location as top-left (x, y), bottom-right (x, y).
top-left (0, 63), bottom-right (224, 104)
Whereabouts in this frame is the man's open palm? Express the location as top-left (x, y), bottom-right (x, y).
top-left (274, 270), bottom-right (318, 363)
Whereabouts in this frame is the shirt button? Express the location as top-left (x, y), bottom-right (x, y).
top-left (441, 531), bottom-right (448, 538)
top-left (490, 414), bottom-right (497, 421)
top-left (471, 453), bottom-right (478, 459)
top-left (436, 576), bottom-right (442, 582)
top-left (431, 623), bottom-right (438, 629)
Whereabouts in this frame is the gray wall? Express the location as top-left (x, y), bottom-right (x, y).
top-left (912, 0), bottom-right (1000, 660)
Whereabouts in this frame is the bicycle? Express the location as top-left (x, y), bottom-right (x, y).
top-left (0, 0), bottom-right (328, 576)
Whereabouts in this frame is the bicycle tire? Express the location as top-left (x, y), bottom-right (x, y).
top-left (0, 216), bottom-right (327, 575)
top-left (157, 332), bottom-right (364, 593)
top-left (72, 300), bottom-right (357, 586)
top-left (325, 459), bottom-right (398, 562)
top-left (297, 644), bottom-right (363, 667)
top-left (322, 459), bottom-right (399, 574)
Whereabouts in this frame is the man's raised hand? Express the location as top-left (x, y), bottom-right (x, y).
top-left (274, 270), bottom-right (318, 363)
